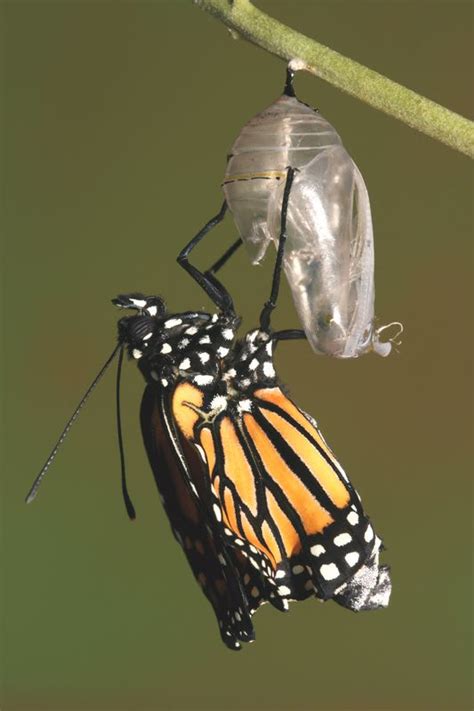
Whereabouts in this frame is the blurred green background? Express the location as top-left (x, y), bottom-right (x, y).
top-left (3, 1), bottom-right (472, 710)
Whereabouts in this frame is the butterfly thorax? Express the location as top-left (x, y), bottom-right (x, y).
top-left (114, 293), bottom-right (281, 414)
top-left (114, 293), bottom-right (241, 389)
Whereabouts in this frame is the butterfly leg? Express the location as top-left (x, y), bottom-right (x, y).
top-left (272, 328), bottom-right (307, 343)
top-left (177, 201), bottom-right (237, 314)
top-left (259, 167), bottom-right (296, 331)
top-left (205, 236), bottom-right (243, 276)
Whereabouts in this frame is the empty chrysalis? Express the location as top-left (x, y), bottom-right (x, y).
top-left (223, 68), bottom-right (402, 358)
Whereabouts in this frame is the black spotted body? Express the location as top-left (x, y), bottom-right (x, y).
top-left (117, 294), bottom-right (391, 649)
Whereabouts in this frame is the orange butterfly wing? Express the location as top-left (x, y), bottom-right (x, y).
top-left (172, 382), bottom-right (387, 606)
top-left (140, 384), bottom-right (283, 648)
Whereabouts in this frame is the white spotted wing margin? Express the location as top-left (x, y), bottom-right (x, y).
top-left (139, 383), bottom-right (256, 650)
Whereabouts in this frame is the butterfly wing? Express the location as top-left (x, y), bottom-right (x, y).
top-left (140, 384), bottom-right (255, 649)
top-left (172, 380), bottom-right (390, 613)
top-left (247, 387), bottom-right (391, 610)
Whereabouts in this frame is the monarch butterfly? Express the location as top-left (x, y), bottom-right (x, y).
top-left (222, 67), bottom-right (402, 358)
top-left (27, 167), bottom-right (391, 650)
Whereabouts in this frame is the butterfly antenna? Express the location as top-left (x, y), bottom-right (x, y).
top-left (116, 345), bottom-right (136, 520)
top-left (25, 343), bottom-right (121, 505)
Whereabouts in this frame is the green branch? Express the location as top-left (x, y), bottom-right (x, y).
top-left (195, 0), bottom-right (474, 159)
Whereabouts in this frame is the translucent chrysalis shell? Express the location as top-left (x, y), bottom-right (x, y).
top-left (223, 92), bottom-right (400, 357)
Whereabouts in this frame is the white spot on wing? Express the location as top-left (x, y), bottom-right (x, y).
top-left (179, 358), bottom-right (191, 370)
top-left (347, 511), bottom-right (359, 526)
top-left (198, 352), bottom-right (210, 364)
top-left (310, 544), bottom-right (325, 557)
top-left (132, 349), bottom-right (142, 359)
top-left (217, 346), bottom-right (229, 358)
top-left (320, 563), bottom-right (340, 581)
top-left (345, 551), bottom-right (360, 567)
top-left (213, 504), bottom-right (222, 521)
top-left (237, 399), bottom-right (252, 413)
top-left (222, 328), bottom-right (234, 340)
top-left (199, 335), bottom-right (211, 344)
top-left (210, 395), bottom-right (228, 412)
top-left (334, 532), bottom-right (352, 547)
top-left (249, 358), bottom-right (259, 371)
top-left (364, 524), bottom-right (374, 542)
top-left (160, 343), bottom-right (172, 354)
top-left (185, 326), bottom-right (198, 335)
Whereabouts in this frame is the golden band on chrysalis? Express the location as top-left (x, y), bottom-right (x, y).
top-left (222, 170), bottom-right (286, 185)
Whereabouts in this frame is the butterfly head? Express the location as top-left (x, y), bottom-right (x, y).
top-left (113, 293), bottom-right (166, 360)
top-left (113, 293), bottom-right (166, 317)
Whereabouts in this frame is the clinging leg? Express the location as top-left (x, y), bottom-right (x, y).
top-left (259, 167), bottom-right (296, 331)
top-left (177, 201), bottom-right (236, 314)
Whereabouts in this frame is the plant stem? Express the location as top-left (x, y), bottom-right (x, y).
top-left (195, 0), bottom-right (474, 159)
